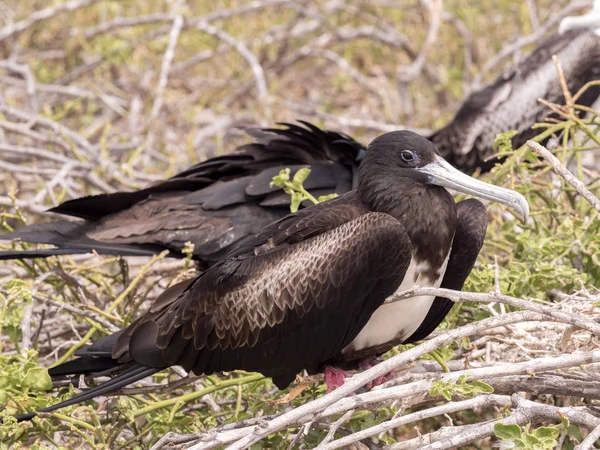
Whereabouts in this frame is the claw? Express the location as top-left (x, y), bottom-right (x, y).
top-left (359, 358), bottom-right (396, 389)
top-left (324, 366), bottom-right (350, 393)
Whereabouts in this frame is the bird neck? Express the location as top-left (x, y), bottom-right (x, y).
top-left (358, 177), bottom-right (457, 264)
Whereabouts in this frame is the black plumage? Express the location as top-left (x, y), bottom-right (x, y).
top-left (15, 130), bottom-right (528, 421)
top-left (2, 28), bottom-right (597, 265)
top-left (430, 29), bottom-right (600, 173)
top-left (0, 122), bottom-right (364, 267)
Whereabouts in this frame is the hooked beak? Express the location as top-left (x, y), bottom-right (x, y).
top-left (416, 155), bottom-right (530, 222)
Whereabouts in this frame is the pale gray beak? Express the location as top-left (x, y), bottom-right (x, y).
top-left (559, 1), bottom-right (600, 35)
top-left (416, 155), bottom-right (530, 222)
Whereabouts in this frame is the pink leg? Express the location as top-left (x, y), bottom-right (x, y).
top-left (323, 366), bottom-right (350, 393)
top-left (359, 358), bottom-right (396, 389)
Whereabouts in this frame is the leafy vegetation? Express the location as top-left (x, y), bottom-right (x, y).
top-left (270, 168), bottom-right (338, 212)
top-left (494, 423), bottom-right (563, 450)
top-left (429, 375), bottom-right (494, 402)
top-left (0, 0), bottom-right (599, 448)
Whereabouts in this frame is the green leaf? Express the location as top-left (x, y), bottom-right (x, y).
top-left (0, 376), bottom-right (10, 389)
top-left (493, 129), bottom-right (518, 152)
top-left (523, 433), bottom-right (540, 446)
top-left (540, 438), bottom-right (559, 449)
top-left (317, 193), bottom-right (339, 203)
top-left (494, 423), bottom-right (522, 441)
top-left (457, 375), bottom-right (470, 384)
top-left (270, 168), bottom-right (290, 188)
top-left (471, 380), bottom-right (495, 393)
top-left (290, 192), bottom-right (304, 213)
top-left (21, 368), bottom-right (52, 391)
top-left (533, 427), bottom-right (560, 440)
top-left (291, 168), bottom-right (311, 189)
top-left (429, 383), bottom-right (441, 398)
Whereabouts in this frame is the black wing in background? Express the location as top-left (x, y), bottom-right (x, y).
top-left (0, 122), bottom-right (365, 263)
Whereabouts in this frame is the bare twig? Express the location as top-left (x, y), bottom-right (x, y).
top-left (387, 286), bottom-right (600, 336)
top-left (396, 0), bottom-right (443, 83)
top-left (575, 423), bottom-right (600, 450)
top-left (194, 311), bottom-right (581, 449)
top-left (526, 140), bottom-right (600, 213)
top-left (82, 0), bottom-right (295, 39)
top-left (405, 395), bottom-right (600, 450)
top-left (33, 294), bottom-right (120, 333)
top-left (481, 0), bottom-right (591, 75)
top-left (0, 0), bottom-right (102, 42)
top-left (0, 60), bottom-right (38, 111)
top-left (19, 303), bottom-right (33, 352)
top-left (525, 0), bottom-right (541, 29)
top-left (196, 21), bottom-right (271, 122)
top-left (315, 395), bottom-right (511, 450)
top-left (316, 409), bottom-right (356, 448)
top-left (151, 15), bottom-right (184, 121)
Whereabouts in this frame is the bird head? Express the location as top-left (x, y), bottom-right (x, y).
top-left (362, 130), bottom-right (530, 222)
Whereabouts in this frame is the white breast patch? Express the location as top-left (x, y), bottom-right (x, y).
top-left (344, 252), bottom-right (451, 353)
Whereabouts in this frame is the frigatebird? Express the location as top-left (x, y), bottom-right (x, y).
top-left (14, 130), bottom-right (528, 421)
top-left (430, 25), bottom-right (600, 172)
top-left (1, 20), bottom-right (597, 265)
top-left (0, 122), bottom-right (365, 268)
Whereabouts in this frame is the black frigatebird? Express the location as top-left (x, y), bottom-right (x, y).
top-left (0, 122), bottom-right (365, 268)
top-left (14, 130), bottom-right (528, 421)
top-left (430, 25), bottom-right (600, 173)
top-left (2, 22), bottom-right (597, 265)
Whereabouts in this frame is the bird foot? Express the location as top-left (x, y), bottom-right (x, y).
top-left (324, 366), bottom-right (351, 393)
top-left (358, 358), bottom-right (396, 389)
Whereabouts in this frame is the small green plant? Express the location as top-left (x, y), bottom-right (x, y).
top-left (270, 168), bottom-right (339, 212)
top-left (0, 280), bottom-right (32, 348)
top-left (429, 375), bottom-right (494, 401)
top-left (493, 130), bottom-right (519, 155)
top-left (494, 422), bottom-right (562, 450)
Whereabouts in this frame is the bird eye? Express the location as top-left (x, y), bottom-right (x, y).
top-left (400, 150), bottom-right (416, 163)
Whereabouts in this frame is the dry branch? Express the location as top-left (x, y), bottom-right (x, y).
top-left (0, 0), bottom-right (102, 42)
top-left (150, 15), bottom-right (184, 121)
top-left (526, 140), bottom-right (600, 213)
top-left (2, 2), bottom-right (599, 449)
top-left (388, 286), bottom-right (600, 336)
top-left (182, 309), bottom-right (600, 449)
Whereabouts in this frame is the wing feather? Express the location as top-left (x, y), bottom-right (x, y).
top-left (113, 206), bottom-right (411, 387)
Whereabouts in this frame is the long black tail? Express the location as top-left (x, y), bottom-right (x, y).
top-left (14, 364), bottom-right (159, 421)
top-left (0, 221), bottom-right (173, 260)
top-left (0, 246), bottom-right (168, 261)
top-left (47, 355), bottom-right (122, 378)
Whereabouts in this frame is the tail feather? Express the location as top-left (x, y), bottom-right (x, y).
top-left (1, 221), bottom-right (84, 244)
top-left (47, 356), bottom-right (120, 378)
top-left (0, 221), bottom-right (174, 260)
top-left (0, 244), bottom-right (170, 261)
top-left (15, 364), bottom-right (159, 422)
top-left (0, 248), bottom-right (92, 260)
